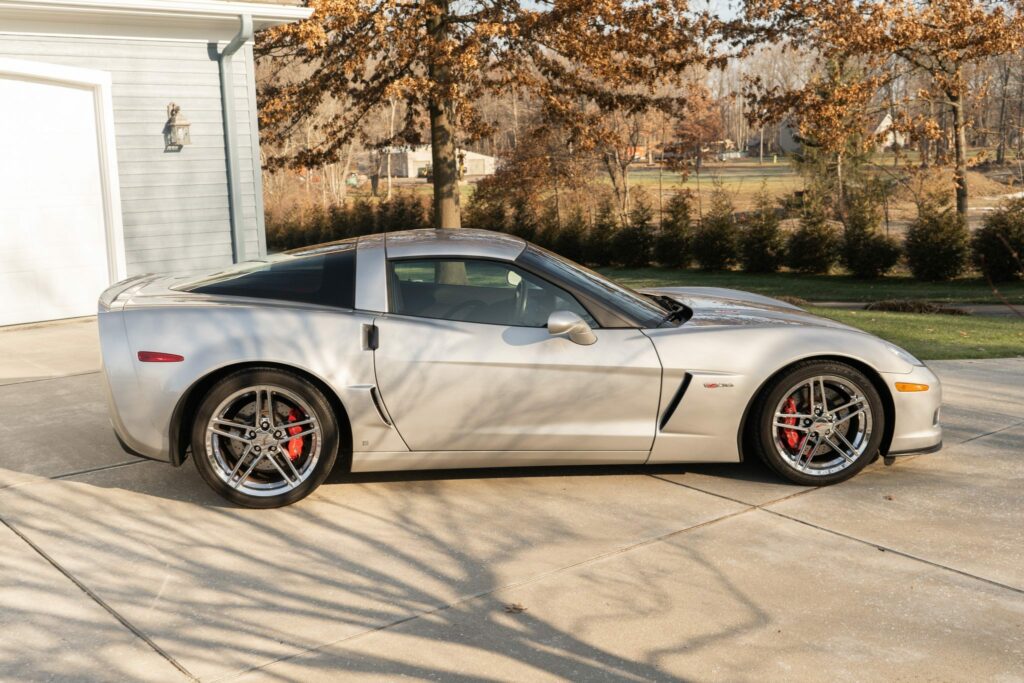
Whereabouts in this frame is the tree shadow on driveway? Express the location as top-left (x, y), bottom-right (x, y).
top-left (0, 454), bottom-right (769, 681)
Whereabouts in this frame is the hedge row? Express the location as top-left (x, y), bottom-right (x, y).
top-left (466, 191), bottom-right (906, 279)
top-left (267, 194), bottom-right (1024, 283)
top-left (266, 194), bottom-right (429, 251)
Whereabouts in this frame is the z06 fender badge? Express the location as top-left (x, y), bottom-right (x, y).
top-left (703, 382), bottom-right (734, 389)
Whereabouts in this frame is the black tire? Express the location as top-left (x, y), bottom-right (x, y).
top-left (191, 368), bottom-right (339, 508)
top-left (748, 360), bottom-right (885, 486)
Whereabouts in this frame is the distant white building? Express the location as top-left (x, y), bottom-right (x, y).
top-left (873, 113), bottom-right (906, 150)
top-left (746, 115), bottom-right (905, 158)
top-left (389, 145), bottom-right (497, 178)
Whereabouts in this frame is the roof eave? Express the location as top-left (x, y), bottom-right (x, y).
top-left (0, 0), bottom-right (312, 31)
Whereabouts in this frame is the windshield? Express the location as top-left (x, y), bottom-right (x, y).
top-left (519, 245), bottom-right (669, 327)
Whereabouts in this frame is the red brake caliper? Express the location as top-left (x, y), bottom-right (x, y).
top-left (285, 408), bottom-right (304, 461)
top-left (781, 397), bottom-right (801, 450)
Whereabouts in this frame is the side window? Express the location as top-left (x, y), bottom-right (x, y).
top-left (390, 259), bottom-right (596, 327)
top-left (189, 247), bottom-right (357, 309)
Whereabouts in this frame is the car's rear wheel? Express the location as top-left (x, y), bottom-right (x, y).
top-left (190, 368), bottom-right (339, 508)
top-left (749, 361), bottom-right (885, 486)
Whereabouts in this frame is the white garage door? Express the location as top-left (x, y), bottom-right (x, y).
top-left (0, 75), bottom-right (112, 326)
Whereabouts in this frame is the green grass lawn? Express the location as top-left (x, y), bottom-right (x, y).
top-left (600, 267), bottom-right (1024, 305)
top-left (599, 266), bottom-right (1023, 359)
top-left (808, 307), bottom-right (1024, 360)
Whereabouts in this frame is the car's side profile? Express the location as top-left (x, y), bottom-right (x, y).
top-left (98, 229), bottom-right (942, 507)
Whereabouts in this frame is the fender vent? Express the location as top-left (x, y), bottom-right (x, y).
top-left (369, 386), bottom-right (392, 426)
top-left (659, 373), bottom-right (692, 430)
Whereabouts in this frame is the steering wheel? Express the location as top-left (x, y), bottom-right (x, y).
top-left (514, 278), bottom-right (531, 324)
top-left (444, 299), bottom-right (487, 320)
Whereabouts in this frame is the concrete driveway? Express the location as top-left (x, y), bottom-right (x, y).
top-left (0, 320), bottom-right (1022, 682)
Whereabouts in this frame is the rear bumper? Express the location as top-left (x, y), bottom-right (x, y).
top-left (111, 424), bottom-right (169, 462)
top-left (98, 309), bottom-right (171, 463)
top-left (882, 364), bottom-right (943, 455)
top-left (102, 361), bottom-right (171, 463)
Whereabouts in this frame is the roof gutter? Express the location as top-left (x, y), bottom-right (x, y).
top-left (0, 1), bottom-right (310, 29)
top-left (218, 13), bottom-right (253, 263)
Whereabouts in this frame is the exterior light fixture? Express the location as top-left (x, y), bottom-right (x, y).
top-left (164, 102), bottom-right (191, 151)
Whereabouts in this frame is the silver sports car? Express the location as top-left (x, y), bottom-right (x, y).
top-left (98, 229), bottom-right (942, 508)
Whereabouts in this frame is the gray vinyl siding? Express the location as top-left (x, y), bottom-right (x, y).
top-left (0, 33), bottom-right (264, 275)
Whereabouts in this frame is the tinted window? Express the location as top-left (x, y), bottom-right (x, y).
top-left (187, 247), bottom-right (357, 309)
top-left (390, 258), bottom-right (595, 327)
top-left (518, 245), bottom-right (667, 327)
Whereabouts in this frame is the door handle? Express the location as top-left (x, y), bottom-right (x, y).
top-left (362, 323), bottom-right (379, 350)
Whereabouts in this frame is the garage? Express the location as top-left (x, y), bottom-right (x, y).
top-left (0, 63), bottom-right (123, 327)
top-left (0, 0), bottom-right (310, 328)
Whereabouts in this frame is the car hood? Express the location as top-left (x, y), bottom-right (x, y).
top-left (640, 286), bottom-right (855, 330)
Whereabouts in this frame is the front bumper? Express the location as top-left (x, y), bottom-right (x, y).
top-left (882, 364), bottom-right (943, 456)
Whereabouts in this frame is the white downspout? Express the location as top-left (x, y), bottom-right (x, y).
top-left (219, 14), bottom-right (253, 262)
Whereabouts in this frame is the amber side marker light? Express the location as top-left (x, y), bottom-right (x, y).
top-left (895, 382), bottom-right (929, 392)
top-left (138, 351), bottom-right (184, 363)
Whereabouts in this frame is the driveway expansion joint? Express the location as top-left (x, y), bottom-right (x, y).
top-left (0, 514), bottom-right (199, 682)
top-left (645, 472), bottom-right (817, 509)
top-left (52, 458), bottom-right (146, 481)
top-left (0, 370), bottom-right (101, 387)
top-left (646, 472), bottom-right (1024, 597)
top-left (956, 419), bottom-right (1024, 445)
top-left (0, 459), bottom-right (148, 493)
top-left (762, 508), bottom-right (1024, 596)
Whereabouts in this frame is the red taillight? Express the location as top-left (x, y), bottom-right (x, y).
top-left (137, 351), bottom-right (184, 363)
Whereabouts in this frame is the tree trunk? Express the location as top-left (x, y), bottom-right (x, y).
top-left (602, 151), bottom-right (630, 223)
top-left (511, 87), bottom-right (519, 149)
top-left (386, 98), bottom-right (396, 201)
top-left (950, 93), bottom-right (969, 221)
top-left (427, 0), bottom-right (460, 230)
top-left (920, 111), bottom-right (931, 169)
top-left (1016, 64), bottom-right (1024, 160)
top-left (335, 141), bottom-right (356, 204)
top-left (936, 103), bottom-right (949, 161)
top-left (835, 150), bottom-right (845, 216)
top-left (997, 61), bottom-right (1011, 165)
top-left (622, 163), bottom-right (630, 219)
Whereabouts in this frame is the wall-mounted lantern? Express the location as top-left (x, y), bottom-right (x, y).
top-left (164, 103), bottom-right (191, 151)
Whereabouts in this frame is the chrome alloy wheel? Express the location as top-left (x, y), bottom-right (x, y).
top-left (204, 385), bottom-right (322, 497)
top-left (772, 375), bottom-right (873, 476)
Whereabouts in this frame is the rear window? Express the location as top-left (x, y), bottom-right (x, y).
top-left (184, 244), bottom-right (357, 309)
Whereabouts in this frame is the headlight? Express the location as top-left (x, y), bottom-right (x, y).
top-left (886, 343), bottom-right (924, 366)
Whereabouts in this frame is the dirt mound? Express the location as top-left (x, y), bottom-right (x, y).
top-left (969, 170), bottom-right (1015, 197)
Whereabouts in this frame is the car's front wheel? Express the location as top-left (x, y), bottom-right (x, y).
top-left (191, 368), bottom-right (339, 508)
top-left (749, 360), bottom-right (885, 486)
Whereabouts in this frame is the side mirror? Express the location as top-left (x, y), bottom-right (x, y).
top-left (547, 310), bottom-right (597, 346)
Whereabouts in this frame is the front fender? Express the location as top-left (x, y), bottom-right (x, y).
top-left (643, 324), bottom-right (914, 463)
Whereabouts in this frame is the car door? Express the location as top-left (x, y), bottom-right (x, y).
top-left (372, 257), bottom-right (662, 458)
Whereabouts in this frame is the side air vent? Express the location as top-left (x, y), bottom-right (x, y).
top-left (659, 373), bottom-right (692, 430)
top-left (369, 386), bottom-right (392, 426)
